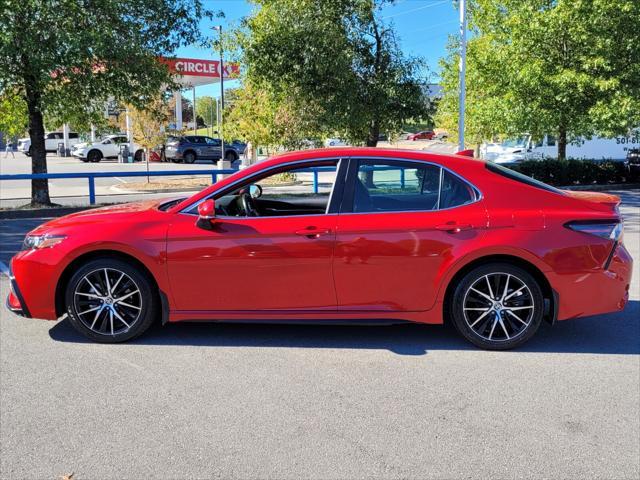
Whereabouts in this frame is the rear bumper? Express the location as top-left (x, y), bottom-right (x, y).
top-left (0, 260), bottom-right (31, 318)
top-left (549, 243), bottom-right (633, 320)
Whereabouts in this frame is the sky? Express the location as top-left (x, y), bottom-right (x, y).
top-left (176, 0), bottom-right (460, 98)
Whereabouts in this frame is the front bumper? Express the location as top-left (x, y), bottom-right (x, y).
top-left (165, 148), bottom-right (182, 159)
top-left (0, 260), bottom-right (31, 318)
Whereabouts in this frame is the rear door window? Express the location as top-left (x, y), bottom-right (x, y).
top-left (351, 159), bottom-right (479, 213)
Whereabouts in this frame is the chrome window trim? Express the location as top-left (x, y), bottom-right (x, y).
top-left (349, 156), bottom-right (483, 215)
top-left (179, 157), bottom-right (344, 217)
top-left (179, 155), bottom-right (483, 218)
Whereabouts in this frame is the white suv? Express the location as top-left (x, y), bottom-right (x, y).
top-left (17, 132), bottom-right (82, 156)
top-left (71, 135), bottom-right (143, 163)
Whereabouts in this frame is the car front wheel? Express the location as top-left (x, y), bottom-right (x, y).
top-left (183, 151), bottom-right (196, 163)
top-left (64, 258), bottom-right (158, 343)
top-left (87, 150), bottom-right (102, 163)
top-left (450, 263), bottom-right (544, 350)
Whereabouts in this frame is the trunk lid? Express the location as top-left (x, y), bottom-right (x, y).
top-left (562, 190), bottom-right (621, 213)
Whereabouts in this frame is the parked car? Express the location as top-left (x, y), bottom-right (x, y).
top-left (165, 135), bottom-right (239, 163)
top-left (230, 140), bottom-right (247, 155)
top-left (434, 132), bottom-right (449, 141)
top-left (71, 135), bottom-right (143, 163)
top-left (17, 132), bottom-right (81, 156)
top-left (625, 148), bottom-right (640, 172)
top-left (324, 138), bottom-right (348, 147)
top-left (407, 130), bottom-right (435, 141)
top-left (3, 148), bottom-right (632, 349)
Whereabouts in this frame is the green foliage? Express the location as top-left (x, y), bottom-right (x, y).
top-left (437, 0), bottom-right (640, 158)
top-left (508, 159), bottom-right (640, 186)
top-left (0, 91), bottom-right (28, 137)
top-left (238, 0), bottom-right (430, 148)
top-left (0, 0), bottom-right (214, 204)
top-left (195, 96), bottom-right (217, 128)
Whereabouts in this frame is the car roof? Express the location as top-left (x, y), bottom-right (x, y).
top-left (169, 147), bottom-right (486, 213)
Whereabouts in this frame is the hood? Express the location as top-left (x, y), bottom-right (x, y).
top-left (30, 199), bottom-right (164, 233)
top-left (562, 190), bottom-right (621, 213)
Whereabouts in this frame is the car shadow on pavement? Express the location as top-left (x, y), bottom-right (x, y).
top-left (49, 300), bottom-right (639, 355)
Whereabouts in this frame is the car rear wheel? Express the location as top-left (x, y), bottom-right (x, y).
top-left (183, 151), bottom-right (196, 164)
top-left (64, 258), bottom-right (158, 343)
top-left (450, 263), bottom-right (544, 350)
top-left (87, 150), bottom-right (102, 163)
top-left (224, 150), bottom-right (237, 162)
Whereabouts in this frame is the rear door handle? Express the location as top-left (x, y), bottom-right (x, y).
top-left (435, 223), bottom-right (473, 233)
top-left (295, 227), bottom-right (332, 239)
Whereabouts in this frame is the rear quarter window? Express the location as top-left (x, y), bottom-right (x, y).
top-left (485, 162), bottom-right (564, 195)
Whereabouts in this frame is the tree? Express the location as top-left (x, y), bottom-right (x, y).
top-left (0, 91), bottom-right (28, 139)
top-left (196, 96), bottom-right (217, 130)
top-left (0, 0), bottom-right (213, 205)
top-left (127, 96), bottom-right (169, 156)
top-left (224, 81), bottom-right (325, 150)
top-left (437, 0), bottom-right (640, 159)
top-left (240, 0), bottom-right (430, 148)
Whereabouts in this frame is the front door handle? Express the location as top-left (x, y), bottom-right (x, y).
top-left (295, 227), bottom-right (332, 239)
top-left (435, 223), bottom-right (473, 233)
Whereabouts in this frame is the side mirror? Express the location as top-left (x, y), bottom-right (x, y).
top-left (249, 184), bottom-right (262, 199)
top-left (196, 199), bottom-right (215, 229)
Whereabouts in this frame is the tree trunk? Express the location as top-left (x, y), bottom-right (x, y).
top-left (557, 125), bottom-right (567, 161)
top-left (25, 82), bottom-right (51, 206)
top-left (366, 120), bottom-right (380, 147)
top-left (363, 120), bottom-right (380, 188)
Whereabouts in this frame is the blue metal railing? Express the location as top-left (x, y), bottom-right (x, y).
top-left (0, 167), bottom-right (333, 204)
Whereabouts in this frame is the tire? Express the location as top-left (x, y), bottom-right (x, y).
top-left (224, 150), bottom-right (238, 162)
top-left (134, 149), bottom-right (144, 162)
top-left (449, 263), bottom-right (544, 350)
top-left (87, 150), bottom-right (102, 163)
top-left (64, 258), bottom-right (158, 343)
top-left (27, 146), bottom-right (32, 156)
top-left (183, 151), bottom-right (196, 164)
top-left (80, 158), bottom-right (89, 163)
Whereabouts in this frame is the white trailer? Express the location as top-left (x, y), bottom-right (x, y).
top-left (482, 132), bottom-right (639, 163)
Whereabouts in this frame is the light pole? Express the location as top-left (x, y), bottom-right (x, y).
top-left (213, 25), bottom-right (225, 162)
top-left (458, 0), bottom-right (467, 152)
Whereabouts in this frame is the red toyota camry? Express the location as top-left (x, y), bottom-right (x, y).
top-left (3, 148), bottom-right (632, 349)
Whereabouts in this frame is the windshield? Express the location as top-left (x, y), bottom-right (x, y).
top-left (501, 136), bottom-right (528, 148)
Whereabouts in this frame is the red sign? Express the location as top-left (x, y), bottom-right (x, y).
top-left (161, 57), bottom-right (240, 79)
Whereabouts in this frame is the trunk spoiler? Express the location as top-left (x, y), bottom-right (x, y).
top-left (562, 190), bottom-right (621, 212)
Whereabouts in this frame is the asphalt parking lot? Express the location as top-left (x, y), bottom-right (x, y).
top-left (0, 190), bottom-right (638, 479)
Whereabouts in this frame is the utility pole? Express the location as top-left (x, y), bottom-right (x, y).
top-left (458, 0), bottom-right (467, 152)
top-left (213, 25), bottom-right (225, 162)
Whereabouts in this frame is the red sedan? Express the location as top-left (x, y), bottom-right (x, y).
top-left (407, 130), bottom-right (435, 141)
top-left (3, 148), bottom-right (632, 349)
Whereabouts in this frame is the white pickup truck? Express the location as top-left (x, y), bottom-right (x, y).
top-left (71, 135), bottom-right (143, 162)
top-left (17, 132), bottom-right (81, 156)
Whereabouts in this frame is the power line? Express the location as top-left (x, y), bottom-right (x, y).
top-left (382, 0), bottom-right (450, 19)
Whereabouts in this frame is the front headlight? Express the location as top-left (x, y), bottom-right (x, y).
top-left (22, 234), bottom-right (67, 250)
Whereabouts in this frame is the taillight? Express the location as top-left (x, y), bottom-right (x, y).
top-left (565, 220), bottom-right (623, 241)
